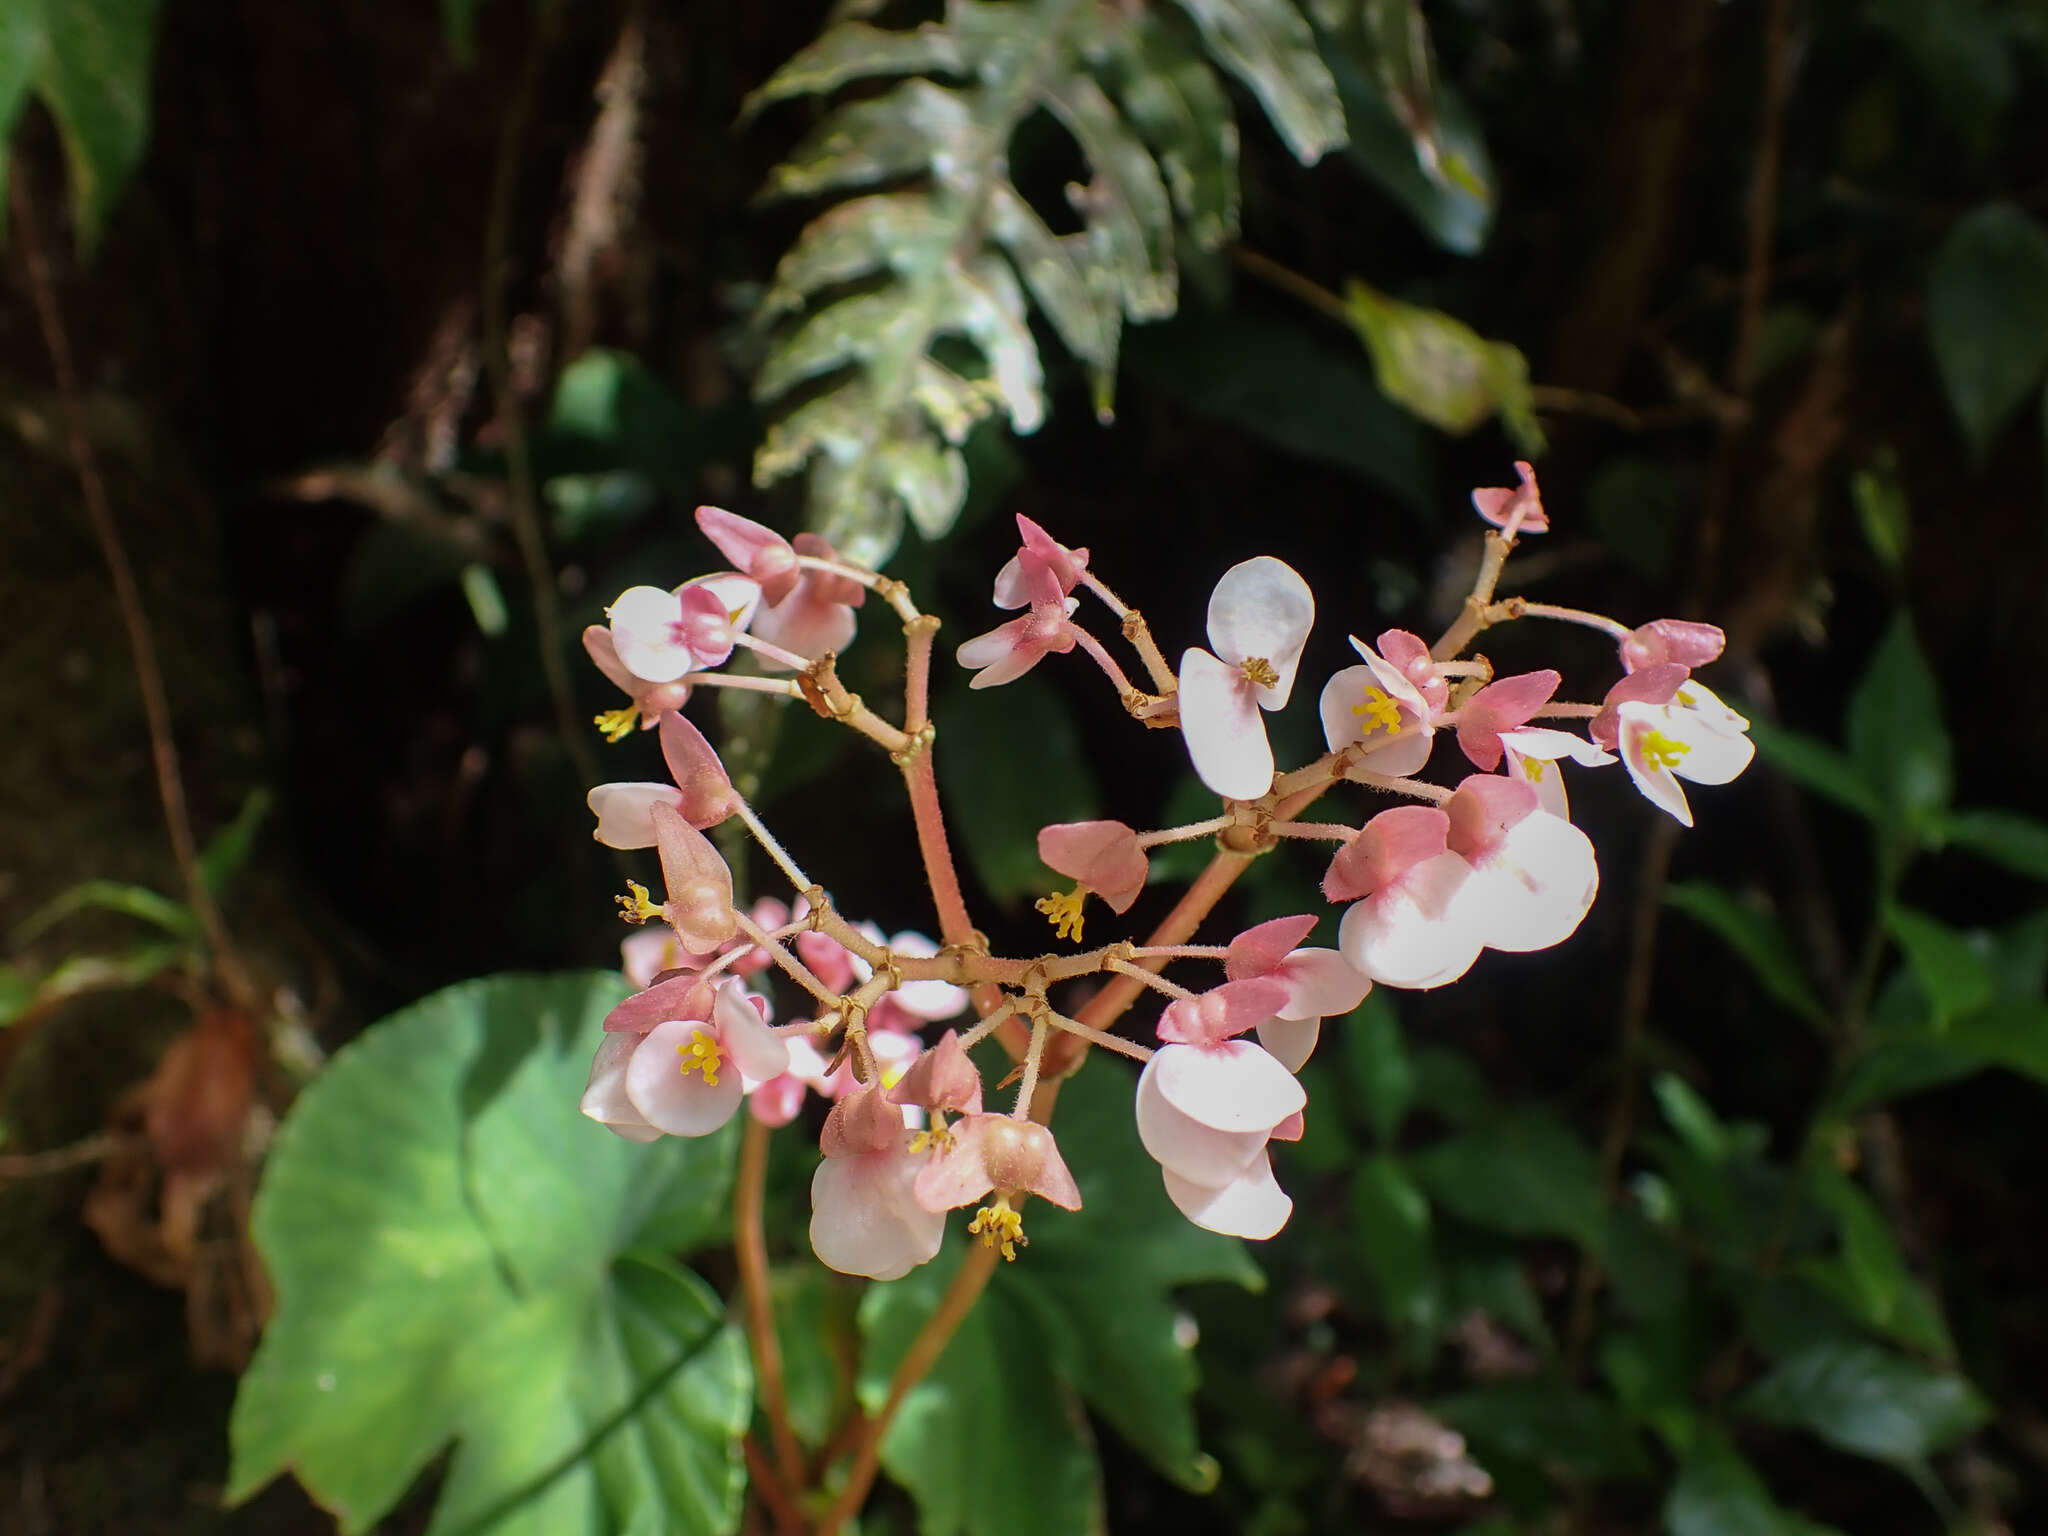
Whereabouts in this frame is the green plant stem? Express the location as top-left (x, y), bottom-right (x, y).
top-left (735, 1117), bottom-right (806, 1497)
top-left (9, 161), bottom-right (257, 1015)
top-left (481, 0), bottom-right (602, 794)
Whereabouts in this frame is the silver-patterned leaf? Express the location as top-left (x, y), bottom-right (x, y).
top-left (943, 256), bottom-right (1047, 432)
top-left (871, 435), bottom-right (971, 541)
top-left (759, 194), bottom-right (957, 322)
top-left (759, 80), bottom-right (974, 202)
top-left (742, 19), bottom-right (968, 118)
top-left (1172, 0), bottom-right (1346, 164)
top-left (1091, 10), bottom-right (1240, 251)
top-left (1042, 71), bottom-right (1178, 319)
top-left (987, 184), bottom-right (1121, 381)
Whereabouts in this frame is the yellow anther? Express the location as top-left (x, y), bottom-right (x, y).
top-left (675, 1028), bottom-right (725, 1087)
top-left (594, 705), bottom-right (639, 743)
top-left (968, 1199), bottom-right (1027, 1262)
top-left (1638, 729), bottom-right (1692, 772)
top-left (1350, 685), bottom-right (1403, 736)
top-left (616, 879), bottom-right (665, 925)
top-left (1522, 757), bottom-right (1547, 782)
top-left (1035, 886), bottom-right (1088, 944)
top-left (909, 1119), bottom-right (956, 1156)
top-left (1239, 656), bottom-right (1279, 688)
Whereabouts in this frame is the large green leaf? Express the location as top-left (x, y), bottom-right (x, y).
top-left (1664, 882), bottom-right (1828, 1028)
top-left (1342, 278), bottom-right (1542, 452)
top-left (1666, 1429), bottom-right (1843, 1536)
top-left (1926, 202), bottom-right (2048, 464)
top-left (2, 0), bottom-right (162, 249)
top-left (1170, 0), bottom-right (1346, 164)
top-left (229, 973), bottom-right (750, 1536)
top-left (1738, 1338), bottom-right (1988, 1462)
top-left (860, 1055), bottom-right (1260, 1533)
top-left (1844, 614), bottom-right (1951, 834)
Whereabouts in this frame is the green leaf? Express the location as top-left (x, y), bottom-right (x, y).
top-left (1434, 1382), bottom-right (1649, 1482)
top-left (1342, 279), bottom-right (1542, 452)
top-left (1845, 614), bottom-right (1952, 829)
top-left (1746, 716), bottom-right (1884, 821)
top-left (1170, 0), bottom-right (1346, 164)
top-left (1802, 1167), bottom-right (1953, 1360)
top-left (3, 0), bottom-right (162, 249)
top-left (1851, 452), bottom-right (1909, 573)
top-left (1738, 1338), bottom-right (1988, 1461)
top-left (1667, 1428), bottom-right (1844, 1536)
top-left (0, 943), bottom-right (190, 1026)
top-left (1350, 1154), bottom-right (1436, 1337)
top-left (861, 1056), bottom-right (1258, 1532)
top-left (937, 671), bottom-right (1099, 907)
top-left (1834, 997), bottom-right (2048, 1111)
top-left (198, 787), bottom-right (274, 896)
top-left (1410, 1111), bottom-right (1604, 1251)
top-left (228, 973), bottom-right (749, 1535)
top-left (1883, 906), bottom-right (1995, 1023)
top-left (743, 18), bottom-right (965, 116)
top-left (1664, 882), bottom-right (1828, 1028)
top-left (1927, 202), bottom-right (2048, 465)
top-left (11, 877), bottom-right (199, 945)
top-left (1651, 1072), bottom-right (1734, 1163)
top-left (1939, 808), bottom-right (2048, 882)
top-left (1343, 990), bottom-right (1413, 1144)
top-left (1093, 9), bottom-right (1240, 253)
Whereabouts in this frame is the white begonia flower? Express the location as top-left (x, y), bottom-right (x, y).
top-left (586, 782), bottom-right (688, 849)
top-left (1177, 557), bottom-right (1315, 800)
top-left (1616, 680), bottom-right (1755, 828)
top-left (607, 572), bottom-right (764, 684)
top-left (1162, 1149), bottom-right (1294, 1241)
top-left (1319, 633), bottom-right (1440, 779)
top-left (1445, 776), bottom-right (1600, 954)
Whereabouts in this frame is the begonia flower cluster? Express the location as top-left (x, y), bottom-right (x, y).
top-left (575, 473), bottom-right (1752, 1280)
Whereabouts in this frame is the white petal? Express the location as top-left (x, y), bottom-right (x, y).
top-left (1206, 557), bottom-right (1313, 708)
top-left (810, 1151), bottom-right (946, 1280)
top-left (1462, 813), bottom-right (1599, 953)
top-left (1163, 1151), bottom-right (1293, 1240)
top-left (587, 782), bottom-right (687, 849)
top-left (1179, 648), bottom-right (1273, 800)
top-left (1136, 1055), bottom-right (1272, 1184)
top-left (626, 1018), bottom-right (746, 1136)
top-left (1338, 853), bottom-right (1485, 989)
top-left (1498, 727), bottom-right (1615, 767)
top-left (1672, 680), bottom-right (1750, 737)
top-left (1502, 743), bottom-right (1571, 820)
top-left (1276, 949), bottom-right (1370, 1019)
top-left (1150, 1040), bottom-right (1304, 1133)
top-left (609, 585), bottom-right (692, 683)
top-left (884, 932), bottom-right (970, 1019)
top-left (1255, 1016), bottom-right (1321, 1073)
top-left (991, 553), bottom-right (1030, 609)
top-left (717, 983), bottom-right (789, 1081)
top-left (581, 1034), bottom-right (660, 1139)
top-left (1618, 705), bottom-right (1695, 826)
top-left (1669, 711), bottom-right (1755, 785)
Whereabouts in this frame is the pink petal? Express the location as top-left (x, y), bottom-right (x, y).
top-left (621, 929), bottom-right (686, 990)
top-left (583, 625), bottom-right (641, 698)
top-left (1444, 774), bottom-right (1541, 863)
top-left (1156, 977), bottom-right (1292, 1048)
top-left (1338, 854), bottom-right (1484, 989)
top-left (1150, 1039), bottom-right (1305, 1132)
top-left (819, 1086), bottom-right (903, 1158)
top-left (1377, 628), bottom-right (1449, 711)
top-left (958, 613), bottom-right (1051, 689)
top-left (1163, 1151), bottom-right (1293, 1239)
top-left (1038, 821), bottom-right (1148, 913)
top-left (747, 1072), bottom-right (810, 1127)
top-left (658, 711), bottom-right (740, 828)
top-left (810, 1148), bottom-right (945, 1280)
top-left (795, 930), bottom-right (859, 994)
top-left (1270, 948), bottom-right (1369, 1020)
top-left (1205, 557), bottom-right (1314, 708)
top-left (603, 971), bottom-right (715, 1035)
top-left (1135, 1057), bottom-right (1271, 1185)
top-left (581, 1034), bottom-right (661, 1140)
top-left (716, 981), bottom-right (788, 1081)
top-left (587, 782), bottom-right (686, 849)
top-left (1322, 806), bottom-right (1451, 903)
top-left (626, 1019), bottom-right (746, 1136)
top-left (1470, 462), bottom-right (1549, 533)
top-left (889, 1030), bottom-right (984, 1114)
top-left (674, 582), bottom-right (740, 669)
top-left (1178, 648), bottom-right (1272, 800)
top-left (1224, 915), bottom-right (1321, 980)
top-left (1255, 1015), bottom-right (1321, 1073)
top-left (752, 585), bottom-right (858, 667)
top-left (696, 507), bottom-right (800, 605)
top-left (1457, 670), bottom-right (1561, 770)
top-left (880, 930), bottom-right (969, 1020)
top-left (1622, 619), bottom-right (1726, 673)
top-left (1593, 663), bottom-right (1689, 749)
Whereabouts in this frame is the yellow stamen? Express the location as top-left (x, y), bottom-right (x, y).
top-left (616, 879), bottom-right (666, 925)
top-left (675, 1028), bottom-right (725, 1087)
top-left (594, 705), bottom-right (639, 743)
top-left (1350, 685), bottom-right (1402, 736)
top-left (909, 1116), bottom-right (956, 1156)
top-left (1522, 757), bottom-right (1546, 782)
top-left (1239, 656), bottom-right (1279, 688)
top-left (1035, 885), bottom-right (1088, 944)
top-left (1638, 729), bottom-right (1691, 772)
top-left (969, 1199), bottom-right (1027, 1261)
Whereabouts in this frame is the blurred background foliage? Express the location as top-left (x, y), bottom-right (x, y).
top-left (4, 0), bottom-right (2048, 1531)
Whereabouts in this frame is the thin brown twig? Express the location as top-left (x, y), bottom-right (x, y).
top-left (742, 1433), bottom-right (804, 1536)
top-left (8, 162), bottom-right (257, 1013)
top-left (481, 0), bottom-right (603, 793)
top-left (735, 1117), bottom-right (806, 1493)
top-left (0, 1133), bottom-right (127, 1180)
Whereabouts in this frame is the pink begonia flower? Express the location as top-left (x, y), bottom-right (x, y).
top-left (1445, 776), bottom-right (1599, 953)
top-left (1320, 633), bottom-right (1440, 778)
top-left (1471, 461), bottom-right (1549, 534)
top-left (651, 801), bottom-right (739, 954)
top-left (1162, 1150), bottom-right (1293, 1242)
top-left (608, 573), bottom-right (763, 684)
top-left (622, 928), bottom-right (690, 990)
top-left (1498, 727), bottom-right (1616, 820)
top-left (580, 978), bottom-right (785, 1140)
top-left (1324, 806), bottom-right (1484, 989)
top-left (1178, 557), bottom-right (1315, 800)
top-left (1615, 679), bottom-right (1755, 828)
top-left (745, 1034), bottom-right (834, 1128)
top-left (1224, 914), bottom-right (1370, 1072)
top-left (696, 506), bottom-right (801, 605)
top-left (585, 626), bottom-right (691, 737)
top-left (1621, 618), bottom-right (1726, 674)
top-left (914, 1116), bottom-right (1083, 1224)
top-left (957, 551), bottom-right (1079, 689)
top-left (603, 968), bottom-right (715, 1035)
top-left (1137, 978), bottom-right (1300, 1238)
top-left (993, 515), bottom-right (1089, 607)
top-left (1591, 663), bottom-right (1688, 751)
top-left (1038, 820), bottom-right (1149, 914)
top-left (1455, 669), bottom-right (1561, 771)
top-left (810, 1087), bottom-right (945, 1280)
top-left (751, 532), bottom-right (865, 666)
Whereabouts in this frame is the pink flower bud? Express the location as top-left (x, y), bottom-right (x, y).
top-left (889, 1030), bottom-right (983, 1115)
top-left (696, 506), bottom-right (801, 605)
top-left (1471, 461), bottom-right (1548, 533)
top-left (651, 802), bottom-right (738, 953)
top-left (1621, 619), bottom-right (1725, 674)
top-left (657, 710), bottom-right (740, 828)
